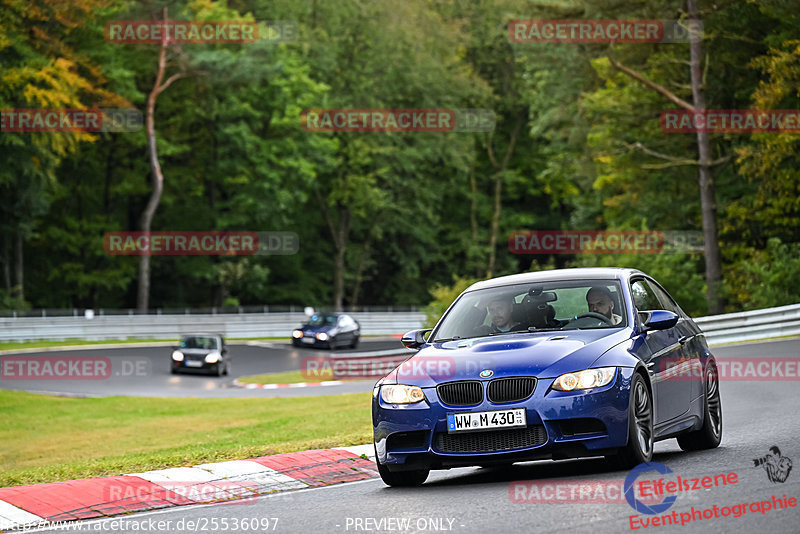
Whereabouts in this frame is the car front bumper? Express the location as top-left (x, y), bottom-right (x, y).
top-left (372, 367), bottom-right (635, 471)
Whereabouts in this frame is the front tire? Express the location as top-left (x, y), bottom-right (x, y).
top-left (606, 372), bottom-right (653, 469)
top-left (374, 444), bottom-right (429, 487)
top-left (677, 362), bottom-right (722, 451)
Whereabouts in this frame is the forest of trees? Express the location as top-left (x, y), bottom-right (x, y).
top-left (1, 0), bottom-right (799, 317)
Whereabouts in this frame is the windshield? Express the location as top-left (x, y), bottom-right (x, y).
top-left (432, 279), bottom-right (627, 342)
top-left (179, 336), bottom-right (219, 350)
top-left (307, 314), bottom-right (338, 327)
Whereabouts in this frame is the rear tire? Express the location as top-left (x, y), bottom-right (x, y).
top-left (677, 362), bottom-right (722, 451)
top-left (374, 444), bottom-right (429, 487)
top-left (350, 336), bottom-right (359, 349)
top-left (606, 372), bottom-right (653, 470)
top-left (214, 363), bottom-right (223, 377)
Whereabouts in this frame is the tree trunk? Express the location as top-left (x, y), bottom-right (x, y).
top-left (688, 0), bottom-right (723, 314)
top-left (485, 116), bottom-right (522, 278)
top-left (332, 204), bottom-right (350, 311)
top-left (468, 159), bottom-right (482, 278)
top-left (137, 7), bottom-right (192, 312)
top-left (349, 229), bottom-right (377, 311)
top-left (137, 47), bottom-right (167, 312)
top-left (14, 231), bottom-right (23, 301)
top-left (486, 170), bottom-right (503, 278)
top-left (2, 235), bottom-right (10, 293)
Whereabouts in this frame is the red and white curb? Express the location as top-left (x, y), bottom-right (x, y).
top-left (0, 446), bottom-right (376, 532)
top-left (233, 379), bottom-right (346, 389)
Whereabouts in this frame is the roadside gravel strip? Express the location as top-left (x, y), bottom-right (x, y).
top-left (0, 446), bottom-right (377, 532)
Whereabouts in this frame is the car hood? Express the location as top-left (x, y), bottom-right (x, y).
top-left (301, 325), bottom-right (335, 334)
top-left (176, 348), bottom-right (217, 355)
top-left (392, 329), bottom-right (631, 387)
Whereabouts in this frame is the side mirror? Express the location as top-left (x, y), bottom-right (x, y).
top-left (642, 310), bottom-right (679, 331)
top-left (401, 329), bottom-right (432, 350)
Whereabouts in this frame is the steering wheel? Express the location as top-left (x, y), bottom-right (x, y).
top-left (573, 312), bottom-right (614, 325)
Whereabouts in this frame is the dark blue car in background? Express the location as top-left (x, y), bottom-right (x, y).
top-left (372, 268), bottom-right (722, 486)
top-left (292, 313), bottom-right (360, 349)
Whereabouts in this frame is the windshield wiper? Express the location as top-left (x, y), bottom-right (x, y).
top-left (432, 336), bottom-right (462, 343)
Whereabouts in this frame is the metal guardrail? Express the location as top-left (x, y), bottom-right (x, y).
top-left (0, 312), bottom-right (426, 342)
top-left (0, 303), bottom-right (797, 344)
top-left (694, 302), bottom-right (800, 346)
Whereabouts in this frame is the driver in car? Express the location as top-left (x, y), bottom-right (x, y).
top-left (486, 294), bottom-right (523, 333)
top-left (586, 286), bottom-right (622, 325)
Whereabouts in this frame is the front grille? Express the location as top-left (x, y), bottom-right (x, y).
top-left (186, 354), bottom-right (205, 362)
top-left (436, 425), bottom-right (547, 453)
top-left (487, 377), bottom-right (536, 403)
top-left (437, 381), bottom-right (483, 406)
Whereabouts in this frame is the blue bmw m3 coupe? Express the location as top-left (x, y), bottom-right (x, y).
top-left (372, 268), bottom-right (722, 486)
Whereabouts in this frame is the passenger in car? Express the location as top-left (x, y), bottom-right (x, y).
top-left (586, 286), bottom-right (622, 325)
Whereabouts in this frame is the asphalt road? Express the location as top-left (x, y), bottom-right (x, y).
top-left (24, 337), bottom-right (800, 534)
top-left (0, 340), bottom-right (397, 397)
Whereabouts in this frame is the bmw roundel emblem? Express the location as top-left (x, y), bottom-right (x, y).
top-left (480, 369), bottom-right (493, 378)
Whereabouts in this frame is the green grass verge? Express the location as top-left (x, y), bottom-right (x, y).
top-left (237, 370), bottom-right (329, 384)
top-left (0, 389), bottom-right (372, 487)
top-left (236, 370), bottom-right (371, 385)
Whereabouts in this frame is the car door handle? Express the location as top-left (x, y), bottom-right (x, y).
top-left (679, 336), bottom-right (691, 345)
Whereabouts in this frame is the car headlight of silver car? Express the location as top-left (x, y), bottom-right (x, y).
top-left (204, 351), bottom-right (221, 363)
top-left (552, 367), bottom-right (616, 391)
top-left (380, 384), bottom-right (426, 404)
top-left (171, 350), bottom-right (184, 361)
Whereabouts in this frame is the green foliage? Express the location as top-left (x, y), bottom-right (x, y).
top-left (1, 0), bottom-right (798, 314)
top-left (724, 238), bottom-right (800, 311)
top-left (422, 276), bottom-right (480, 328)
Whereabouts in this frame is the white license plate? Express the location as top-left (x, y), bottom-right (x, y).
top-left (302, 337), bottom-right (315, 344)
top-left (185, 360), bottom-right (203, 367)
top-left (447, 408), bottom-right (526, 433)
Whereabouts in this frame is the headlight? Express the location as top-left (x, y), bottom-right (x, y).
top-left (205, 351), bottom-right (221, 363)
top-left (380, 384), bottom-right (426, 404)
top-left (171, 350), bottom-right (184, 361)
top-left (292, 330), bottom-right (303, 339)
top-left (552, 367), bottom-right (616, 391)
top-left (316, 332), bottom-right (329, 341)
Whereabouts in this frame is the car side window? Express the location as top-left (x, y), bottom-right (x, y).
top-left (648, 282), bottom-right (681, 315)
top-left (630, 279), bottom-right (660, 312)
